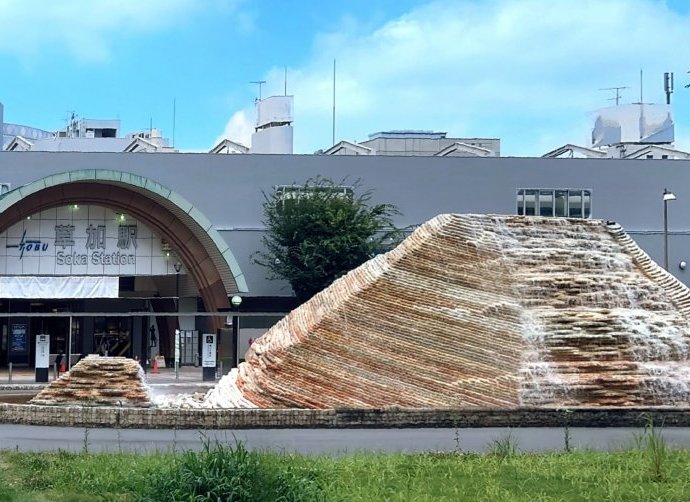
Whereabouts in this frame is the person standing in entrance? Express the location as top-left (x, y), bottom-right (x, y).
top-left (55, 352), bottom-right (64, 376)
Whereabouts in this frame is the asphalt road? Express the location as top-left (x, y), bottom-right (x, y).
top-left (3, 425), bottom-right (690, 454)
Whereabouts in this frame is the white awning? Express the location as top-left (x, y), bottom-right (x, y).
top-left (0, 276), bottom-right (119, 299)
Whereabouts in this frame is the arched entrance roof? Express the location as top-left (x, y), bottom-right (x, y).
top-left (0, 169), bottom-right (247, 314)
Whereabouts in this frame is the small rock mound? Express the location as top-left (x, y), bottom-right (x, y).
top-left (30, 355), bottom-right (152, 407)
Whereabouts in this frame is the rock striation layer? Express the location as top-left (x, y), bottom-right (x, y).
top-left (30, 355), bottom-right (152, 407)
top-left (217, 214), bottom-right (690, 409)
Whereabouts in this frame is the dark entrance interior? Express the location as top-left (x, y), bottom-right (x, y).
top-left (0, 298), bottom-right (210, 369)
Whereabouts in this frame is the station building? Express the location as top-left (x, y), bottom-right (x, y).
top-left (2, 93), bottom-right (690, 371)
top-left (0, 150), bottom-right (689, 371)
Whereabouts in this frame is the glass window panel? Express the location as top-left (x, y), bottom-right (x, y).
top-left (539, 190), bottom-right (553, 217)
top-left (583, 190), bottom-right (591, 218)
top-left (555, 190), bottom-right (568, 217)
top-left (524, 190), bottom-right (537, 216)
top-left (569, 190), bottom-right (583, 218)
top-left (516, 189), bottom-right (524, 215)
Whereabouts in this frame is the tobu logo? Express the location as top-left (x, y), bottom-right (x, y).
top-left (6, 230), bottom-right (48, 259)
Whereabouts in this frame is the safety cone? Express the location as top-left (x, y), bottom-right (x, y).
top-left (152, 357), bottom-right (159, 374)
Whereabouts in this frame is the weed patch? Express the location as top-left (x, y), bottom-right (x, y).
top-left (141, 439), bottom-right (323, 501)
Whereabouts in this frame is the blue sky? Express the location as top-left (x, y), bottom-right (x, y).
top-left (1, 0), bottom-right (690, 155)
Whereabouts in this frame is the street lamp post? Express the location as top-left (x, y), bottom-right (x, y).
top-left (173, 262), bottom-right (182, 308)
top-left (663, 188), bottom-right (676, 271)
top-left (173, 262), bottom-right (182, 378)
top-left (231, 295), bottom-right (242, 368)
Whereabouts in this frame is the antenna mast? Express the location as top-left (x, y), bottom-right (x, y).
top-left (332, 59), bottom-right (336, 145)
top-left (250, 80), bottom-right (266, 101)
top-left (599, 86), bottom-right (628, 105)
top-left (664, 72), bottom-right (674, 105)
top-left (640, 68), bottom-right (643, 103)
top-left (172, 98), bottom-right (176, 148)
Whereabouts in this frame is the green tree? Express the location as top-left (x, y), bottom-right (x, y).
top-left (254, 177), bottom-right (402, 303)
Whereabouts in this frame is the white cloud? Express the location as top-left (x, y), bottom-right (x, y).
top-left (0, 0), bottom-right (200, 62)
top-left (213, 109), bottom-right (253, 148)
top-left (229, 0), bottom-right (690, 156)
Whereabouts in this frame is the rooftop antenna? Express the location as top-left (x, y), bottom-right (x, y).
top-left (250, 80), bottom-right (266, 102)
top-left (599, 86), bottom-right (629, 105)
top-left (64, 111), bottom-right (79, 138)
top-left (640, 68), bottom-right (644, 103)
top-left (332, 59), bottom-right (336, 145)
top-left (664, 72), bottom-right (674, 105)
top-left (172, 98), bottom-right (176, 148)
top-left (636, 69), bottom-right (646, 141)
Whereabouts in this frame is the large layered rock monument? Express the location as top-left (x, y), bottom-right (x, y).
top-left (209, 214), bottom-right (690, 410)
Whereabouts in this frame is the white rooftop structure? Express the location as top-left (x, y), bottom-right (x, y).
top-left (211, 95), bottom-right (294, 155)
top-left (321, 140), bottom-right (374, 156)
top-left (3, 109), bottom-right (175, 153)
top-left (321, 131), bottom-right (500, 157)
top-left (6, 136), bottom-right (132, 152)
top-left (209, 138), bottom-right (250, 154)
top-left (591, 104), bottom-right (674, 147)
top-left (59, 117), bottom-right (120, 139)
top-left (1, 101), bottom-right (54, 150)
top-left (544, 103), bottom-right (689, 160)
top-left (250, 95), bottom-right (294, 154)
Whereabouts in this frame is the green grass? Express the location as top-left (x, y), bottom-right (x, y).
top-left (2, 442), bottom-right (690, 501)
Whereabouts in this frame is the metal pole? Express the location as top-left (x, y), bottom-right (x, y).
top-left (232, 315), bottom-right (238, 368)
top-left (176, 273), bottom-right (180, 310)
top-left (67, 315), bottom-right (73, 370)
top-left (664, 198), bottom-right (669, 270)
top-left (8, 362), bottom-right (12, 384)
top-left (175, 361), bottom-right (179, 381)
top-left (332, 58), bottom-right (336, 145)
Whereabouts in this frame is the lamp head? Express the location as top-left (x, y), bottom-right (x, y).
top-left (663, 188), bottom-right (677, 201)
top-left (174, 262), bottom-right (182, 273)
top-left (231, 295), bottom-right (242, 308)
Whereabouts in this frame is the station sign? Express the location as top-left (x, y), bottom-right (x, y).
top-left (202, 334), bottom-right (217, 368)
top-left (35, 334), bottom-right (50, 383)
top-left (0, 205), bottom-right (183, 276)
top-left (202, 333), bottom-right (217, 382)
top-left (35, 334), bottom-right (50, 368)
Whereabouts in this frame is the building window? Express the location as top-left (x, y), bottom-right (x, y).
top-left (517, 189), bottom-right (591, 218)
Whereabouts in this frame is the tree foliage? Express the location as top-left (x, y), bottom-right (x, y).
top-left (254, 176), bottom-right (402, 303)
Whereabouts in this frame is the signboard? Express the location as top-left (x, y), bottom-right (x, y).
top-left (0, 205), bottom-right (185, 277)
top-left (10, 323), bottom-right (27, 354)
top-left (35, 334), bottom-right (50, 368)
top-left (174, 330), bottom-right (180, 363)
top-left (202, 334), bottom-right (217, 368)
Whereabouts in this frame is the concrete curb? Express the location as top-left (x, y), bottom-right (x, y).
top-left (0, 405), bottom-right (687, 429)
top-left (0, 385), bottom-right (46, 391)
